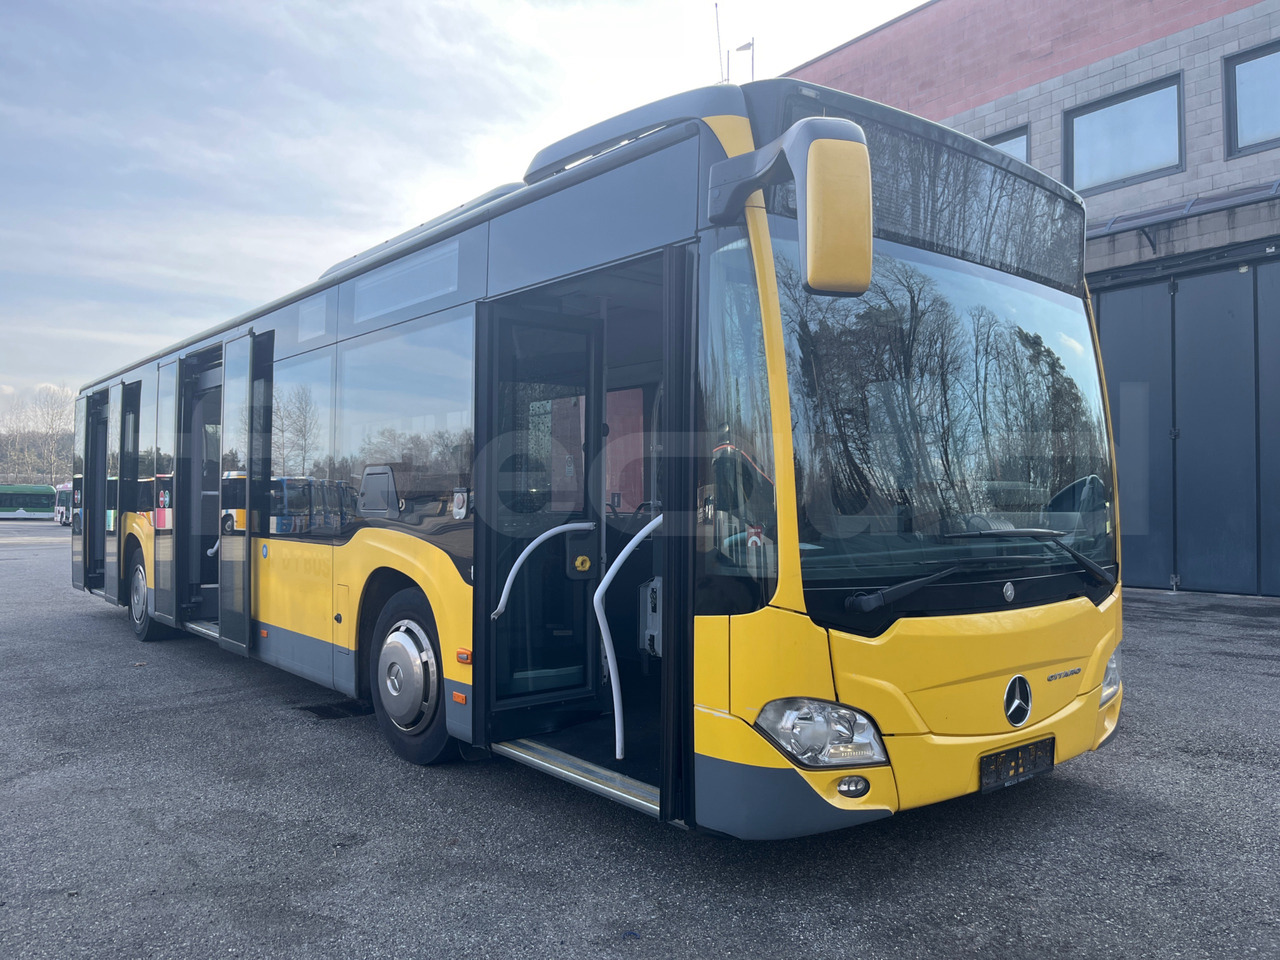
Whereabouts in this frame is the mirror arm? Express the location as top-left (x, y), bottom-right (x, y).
top-left (707, 141), bottom-right (791, 224)
top-left (706, 116), bottom-right (869, 225)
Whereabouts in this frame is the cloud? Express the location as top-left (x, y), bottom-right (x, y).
top-left (0, 0), bottom-right (925, 397)
top-left (1057, 332), bottom-right (1086, 357)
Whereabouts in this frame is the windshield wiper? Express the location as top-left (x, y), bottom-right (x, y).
top-left (844, 565), bottom-right (960, 613)
top-left (941, 528), bottom-right (1117, 588)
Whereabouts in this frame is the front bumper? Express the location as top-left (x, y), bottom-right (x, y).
top-left (693, 683), bottom-right (1122, 839)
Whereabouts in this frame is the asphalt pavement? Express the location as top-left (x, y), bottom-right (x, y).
top-left (1, 519), bottom-right (1276, 959)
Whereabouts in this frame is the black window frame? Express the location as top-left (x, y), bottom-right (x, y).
top-left (1225, 39), bottom-right (1280, 159)
top-left (985, 125), bottom-right (1030, 164)
top-left (1064, 73), bottom-right (1184, 196)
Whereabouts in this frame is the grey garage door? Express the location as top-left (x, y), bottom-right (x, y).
top-left (1099, 262), bottom-right (1277, 595)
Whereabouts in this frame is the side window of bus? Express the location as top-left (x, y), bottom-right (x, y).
top-left (268, 348), bottom-right (334, 536)
top-left (695, 227), bottom-right (778, 613)
top-left (335, 309), bottom-right (474, 554)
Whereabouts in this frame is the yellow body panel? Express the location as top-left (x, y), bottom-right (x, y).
top-left (888, 684), bottom-right (1111, 811)
top-left (743, 198), bottom-right (805, 614)
top-left (692, 615), bottom-right (730, 712)
top-left (804, 139), bottom-right (873, 294)
top-left (694, 706), bottom-right (790, 769)
top-left (795, 763), bottom-right (898, 817)
top-left (696, 593), bottom-right (1120, 819)
top-left (701, 115), bottom-right (755, 159)
top-left (831, 590), bottom-right (1121, 736)
top-left (122, 512), bottom-right (155, 587)
top-left (331, 528), bottom-right (473, 685)
top-left (728, 604), bottom-right (835, 725)
top-left (252, 537), bottom-right (333, 647)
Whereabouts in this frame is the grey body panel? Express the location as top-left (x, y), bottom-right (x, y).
top-left (694, 754), bottom-right (891, 840)
top-left (524, 84), bottom-right (746, 183)
top-left (488, 135), bottom-right (700, 297)
top-left (253, 622), bottom-right (336, 691)
top-left (444, 680), bottom-right (472, 742)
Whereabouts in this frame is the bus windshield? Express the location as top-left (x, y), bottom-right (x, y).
top-left (770, 217), bottom-right (1115, 615)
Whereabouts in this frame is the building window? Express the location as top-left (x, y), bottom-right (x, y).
top-left (1226, 40), bottom-right (1280, 157)
top-left (1065, 76), bottom-right (1183, 194)
top-left (985, 127), bottom-right (1028, 164)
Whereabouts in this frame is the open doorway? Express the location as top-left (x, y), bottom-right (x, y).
top-left (477, 252), bottom-right (680, 796)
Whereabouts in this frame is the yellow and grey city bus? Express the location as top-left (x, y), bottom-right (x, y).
top-left (71, 80), bottom-right (1122, 839)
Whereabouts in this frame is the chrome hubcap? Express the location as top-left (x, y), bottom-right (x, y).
top-left (377, 619), bottom-right (438, 734)
top-left (130, 566), bottom-right (146, 624)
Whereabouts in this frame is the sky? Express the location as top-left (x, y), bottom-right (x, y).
top-left (0, 0), bottom-right (924, 401)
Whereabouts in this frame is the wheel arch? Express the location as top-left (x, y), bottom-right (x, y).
top-left (122, 531), bottom-right (144, 606)
top-left (338, 529), bottom-right (474, 698)
top-left (355, 567), bottom-right (436, 699)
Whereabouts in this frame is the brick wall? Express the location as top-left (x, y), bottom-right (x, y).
top-left (790, 0), bottom-right (1260, 122)
top-left (793, 0), bottom-right (1280, 271)
top-left (940, 1), bottom-right (1280, 230)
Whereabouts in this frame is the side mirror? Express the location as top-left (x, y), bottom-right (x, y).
top-left (708, 116), bottom-right (873, 297)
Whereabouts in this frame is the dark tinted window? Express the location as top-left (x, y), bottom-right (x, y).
top-left (335, 308), bottom-right (474, 566)
top-left (781, 97), bottom-right (1085, 296)
top-left (137, 370), bottom-right (156, 512)
top-left (155, 363), bottom-right (177, 532)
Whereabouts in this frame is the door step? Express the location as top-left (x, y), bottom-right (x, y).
top-left (491, 738), bottom-right (659, 817)
top-left (183, 619), bottom-right (220, 641)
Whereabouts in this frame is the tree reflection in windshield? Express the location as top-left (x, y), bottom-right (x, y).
top-left (776, 231), bottom-right (1113, 581)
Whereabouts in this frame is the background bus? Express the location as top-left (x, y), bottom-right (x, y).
top-left (1, 484), bottom-right (56, 520)
top-left (69, 78), bottom-right (1121, 839)
top-left (55, 482), bottom-right (73, 525)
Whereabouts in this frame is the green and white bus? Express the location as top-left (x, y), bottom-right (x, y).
top-left (1, 484), bottom-right (57, 520)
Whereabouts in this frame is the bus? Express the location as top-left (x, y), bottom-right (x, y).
top-left (55, 482), bottom-right (73, 525)
top-left (70, 79), bottom-right (1122, 839)
top-left (1, 483), bottom-right (56, 520)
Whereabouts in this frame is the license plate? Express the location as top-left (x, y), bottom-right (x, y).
top-left (979, 736), bottom-right (1055, 793)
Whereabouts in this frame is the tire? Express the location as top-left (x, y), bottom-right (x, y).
top-left (127, 548), bottom-right (168, 642)
top-left (368, 588), bottom-right (456, 765)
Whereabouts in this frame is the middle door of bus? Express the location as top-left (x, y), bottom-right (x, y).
top-left (479, 311), bottom-right (608, 742)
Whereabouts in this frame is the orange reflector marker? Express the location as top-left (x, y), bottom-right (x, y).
top-left (260, 629), bottom-right (268, 638)
top-left (452, 691), bottom-right (467, 704)
top-left (456, 648), bottom-right (472, 664)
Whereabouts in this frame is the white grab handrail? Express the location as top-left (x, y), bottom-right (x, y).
top-left (490, 521), bottom-right (597, 620)
top-left (592, 513), bottom-right (663, 760)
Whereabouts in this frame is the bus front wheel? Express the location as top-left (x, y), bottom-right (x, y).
top-left (128, 549), bottom-right (168, 642)
top-left (368, 589), bottom-right (456, 765)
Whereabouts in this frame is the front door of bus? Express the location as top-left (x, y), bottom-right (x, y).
top-left (479, 312), bottom-right (606, 742)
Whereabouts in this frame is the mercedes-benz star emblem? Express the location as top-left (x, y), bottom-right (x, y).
top-left (1004, 675), bottom-right (1032, 727)
top-left (1003, 581), bottom-right (1016, 602)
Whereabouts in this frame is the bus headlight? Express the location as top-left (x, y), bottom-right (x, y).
top-left (1100, 649), bottom-right (1122, 706)
top-left (755, 698), bottom-right (887, 767)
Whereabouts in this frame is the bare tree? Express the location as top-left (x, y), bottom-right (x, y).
top-left (273, 384), bottom-right (323, 477)
top-left (28, 385), bottom-right (74, 483)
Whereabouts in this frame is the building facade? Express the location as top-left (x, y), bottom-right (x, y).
top-left (792, 0), bottom-right (1280, 595)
